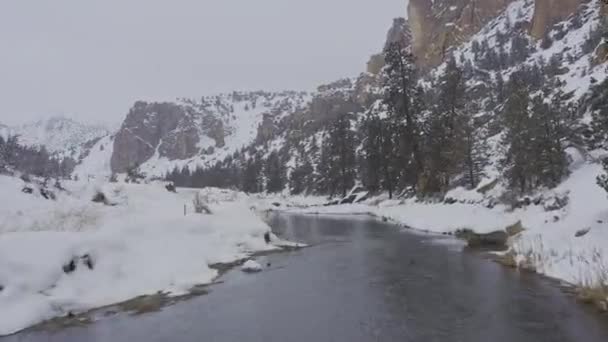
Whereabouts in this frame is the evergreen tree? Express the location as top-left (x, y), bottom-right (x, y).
top-left (265, 151), bottom-right (286, 193)
top-left (326, 113), bottom-right (357, 197)
top-left (422, 57), bottom-right (467, 194)
top-left (242, 155), bottom-right (262, 193)
top-left (529, 94), bottom-right (569, 188)
top-left (501, 71), bottom-right (534, 193)
top-left (290, 154), bottom-right (314, 195)
top-left (383, 40), bottom-right (424, 189)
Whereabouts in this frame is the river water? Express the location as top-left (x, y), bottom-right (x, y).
top-left (4, 214), bottom-right (608, 342)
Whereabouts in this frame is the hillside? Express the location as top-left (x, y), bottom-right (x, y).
top-left (1, 117), bottom-right (109, 160)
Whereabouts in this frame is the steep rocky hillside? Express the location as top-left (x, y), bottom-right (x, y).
top-left (407, 0), bottom-right (595, 68)
top-left (79, 91), bottom-right (306, 178)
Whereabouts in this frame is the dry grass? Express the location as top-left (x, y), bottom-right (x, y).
top-left (577, 248), bottom-right (608, 312)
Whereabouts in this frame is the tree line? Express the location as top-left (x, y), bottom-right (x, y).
top-left (168, 40), bottom-right (581, 199)
top-left (0, 135), bottom-right (75, 178)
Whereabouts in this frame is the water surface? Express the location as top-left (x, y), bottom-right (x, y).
top-left (5, 214), bottom-right (608, 342)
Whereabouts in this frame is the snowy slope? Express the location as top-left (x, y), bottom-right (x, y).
top-left (72, 135), bottom-right (115, 180)
top-left (3, 117), bottom-right (109, 159)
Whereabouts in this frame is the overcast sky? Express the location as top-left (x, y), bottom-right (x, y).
top-left (0, 0), bottom-right (405, 126)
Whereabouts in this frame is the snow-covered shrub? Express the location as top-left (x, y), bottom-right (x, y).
top-left (193, 192), bottom-right (212, 214)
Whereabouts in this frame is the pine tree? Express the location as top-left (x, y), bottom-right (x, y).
top-left (383, 41), bottom-right (424, 189)
top-left (501, 71), bottom-right (534, 193)
top-left (461, 116), bottom-right (488, 189)
top-left (290, 153), bottom-right (314, 195)
top-left (242, 156), bottom-right (262, 193)
top-left (326, 113), bottom-right (357, 197)
top-left (422, 57), bottom-right (467, 194)
top-left (265, 151), bottom-right (286, 193)
top-left (529, 94), bottom-right (569, 188)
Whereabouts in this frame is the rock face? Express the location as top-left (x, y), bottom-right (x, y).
top-left (406, 0), bottom-right (586, 68)
top-left (408, 0), bottom-right (516, 68)
top-left (530, 0), bottom-right (585, 39)
top-left (111, 102), bottom-right (187, 173)
top-left (367, 17), bottom-right (412, 74)
top-left (109, 92), bottom-right (309, 175)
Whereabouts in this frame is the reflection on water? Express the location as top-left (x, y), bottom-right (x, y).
top-left (5, 214), bottom-right (608, 342)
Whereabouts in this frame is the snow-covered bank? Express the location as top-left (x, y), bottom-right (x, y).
top-left (267, 162), bottom-right (608, 296)
top-left (0, 176), bottom-right (292, 336)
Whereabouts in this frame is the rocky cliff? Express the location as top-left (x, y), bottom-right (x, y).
top-left (407, 0), bottom-right (588, 68)
top-left (108, 92), bottom-right (309, 175)
top-left (530, 0), bottom-right (586, 39)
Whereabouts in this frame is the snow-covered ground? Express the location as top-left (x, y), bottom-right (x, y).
top-left (0, 176), bottom-right (292, 336)
top-left (267, 162), bottom-right (608, 294)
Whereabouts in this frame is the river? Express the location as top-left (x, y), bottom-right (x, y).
top-left (4, 214), bottom-right (608, 342)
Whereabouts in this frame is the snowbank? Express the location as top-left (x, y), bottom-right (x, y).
top-left (0, 177), bottom-right (283, 336)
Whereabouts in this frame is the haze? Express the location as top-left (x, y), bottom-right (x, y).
top-left (0, 0), bottom-right (405, 126)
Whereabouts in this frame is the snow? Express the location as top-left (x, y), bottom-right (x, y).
top-left (72, 135), bottom-right (115, 181)
top-left (0, 176), bottom-right (287, 336)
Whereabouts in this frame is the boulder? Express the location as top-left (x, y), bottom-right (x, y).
top-left (456, 229), bottom-right (509, 249)
top-left (506, 221), bottom-right (525, 237)
top-left (39, 188), bottom-right (56, 200)
top-left (575, 227), bottom-right (591, 238)
top-left (165, 183), bottom-right (177, 193)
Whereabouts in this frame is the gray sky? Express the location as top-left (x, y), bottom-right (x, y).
top-left (0, 0), bottom-right (405, 126)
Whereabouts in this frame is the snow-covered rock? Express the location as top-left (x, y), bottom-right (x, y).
top-left (241, 260), bottom-right (263, 273)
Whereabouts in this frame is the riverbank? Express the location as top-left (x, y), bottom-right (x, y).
top-left (255, 162), bottom-right (608, 312)
top-left (8, 213), bottom-right (608, 342)
top-left (0, 175), bottom-right (301, 336)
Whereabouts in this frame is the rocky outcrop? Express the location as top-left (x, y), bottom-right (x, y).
top-left (407, 0), bottom-right (590, 67)
top-left (111, 102), bottom-right (186, 173)
top-left (256, 114), bottom-right (277, 143)
top-left (408, 0), bottom-right (516, 68)
top-left (367, 17), bottom-right (411, 75)
top-left (530, 0), bottom-right (585, 39)
top-left (109, 92), bottom-right (308, 175)
top-left (201, 113), bottom-right (226, 148)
